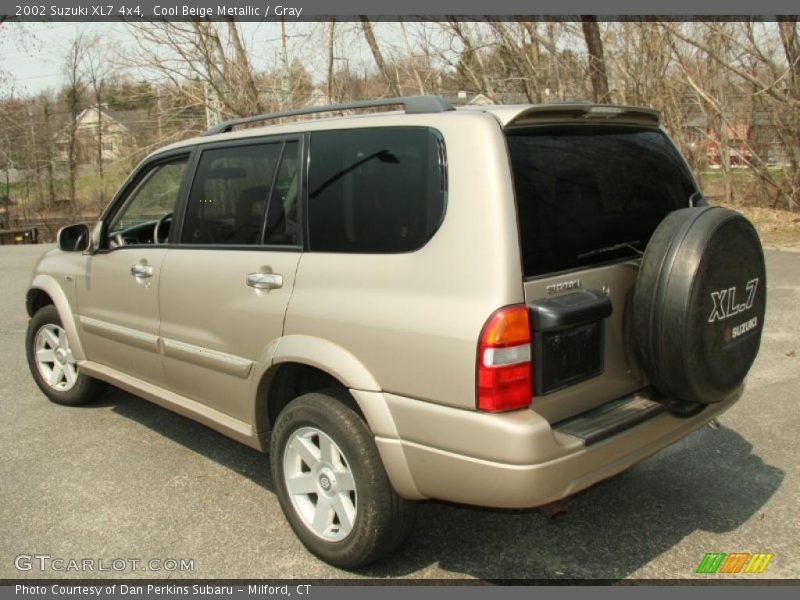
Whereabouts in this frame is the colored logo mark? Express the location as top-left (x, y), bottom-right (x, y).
top-left (696, 552), bottom-right (773, 574)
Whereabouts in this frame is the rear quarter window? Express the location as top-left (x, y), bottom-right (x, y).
top-left (307, 127), bottom-right (447, 253)
top-left (506, 125), bottom-right (696, 277)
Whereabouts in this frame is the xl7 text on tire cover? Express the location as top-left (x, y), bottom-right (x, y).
top-left (633, 207), bottom-right (766, 412)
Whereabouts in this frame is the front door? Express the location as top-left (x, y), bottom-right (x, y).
top-left (159, 138), bottom-right (303, 423)
top-left (75, 155), bottom-right (191, 385)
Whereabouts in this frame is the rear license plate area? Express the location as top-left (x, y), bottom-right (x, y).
top-left (529, 290), bottom-right (612, 395)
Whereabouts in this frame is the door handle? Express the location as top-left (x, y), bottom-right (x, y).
top-left (130, 264), bottom-right (154, 278)
top-left (246, 272), bottom-right (283, 290)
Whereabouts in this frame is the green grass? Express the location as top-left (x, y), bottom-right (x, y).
top-left (4, 163), bottom-right (132, 215)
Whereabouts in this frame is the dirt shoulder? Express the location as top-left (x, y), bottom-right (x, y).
top-left (717, 204), bottom-right (800, 251)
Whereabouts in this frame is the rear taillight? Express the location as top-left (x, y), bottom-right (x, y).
top-left (476, 304), bottom-right (532, 412)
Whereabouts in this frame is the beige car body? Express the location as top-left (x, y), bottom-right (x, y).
top-left (27, 104), bottom-right (741, 509)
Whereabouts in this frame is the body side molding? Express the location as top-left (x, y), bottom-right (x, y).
top-left (79, 360), bottom-right (260, 450)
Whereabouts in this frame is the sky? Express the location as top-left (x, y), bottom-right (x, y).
top-left (0, 23), bottom-right (100, 96)
top-left (0, 21), bottom-right (378, 98)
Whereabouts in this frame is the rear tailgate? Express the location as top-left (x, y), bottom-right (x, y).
top-left (505, 122), bottom-right (698, 423)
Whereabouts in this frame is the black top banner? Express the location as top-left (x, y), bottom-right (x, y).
top-left (1, 0), bottom-right (799, 20)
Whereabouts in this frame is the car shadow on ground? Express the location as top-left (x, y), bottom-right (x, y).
top-left (371, 425), bottom-right (783, 580)
top-left (104, 388), bottom-right (276, 491)
top-left (106, 387), bottom-right (783, 581)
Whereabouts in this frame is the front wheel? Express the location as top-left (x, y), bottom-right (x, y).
top-left (270, 392), bottom-right (416, 568)
top-left (25, 305), bottom-right (106, 406)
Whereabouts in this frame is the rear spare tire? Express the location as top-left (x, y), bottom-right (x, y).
top-left (633, 207), bottom-right (766, 409)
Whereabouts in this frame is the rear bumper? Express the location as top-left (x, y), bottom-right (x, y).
top-left (372, 386), bottom-right (743, 508)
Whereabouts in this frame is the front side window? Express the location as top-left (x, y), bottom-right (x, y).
top-left (180, 142), bottom-right (287, 245)
top-left (307, 127), bottom-right (447, 253)
top-left (108, 158), bottom-right (188, 243)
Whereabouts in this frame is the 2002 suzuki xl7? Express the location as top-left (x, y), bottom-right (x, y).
top-left (25, 97), bottom-right (766, 568)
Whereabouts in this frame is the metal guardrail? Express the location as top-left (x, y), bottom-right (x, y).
top-left (0, 227), bottom-right (39, 245)
top-left (1, 216), bottom-right (98, 244)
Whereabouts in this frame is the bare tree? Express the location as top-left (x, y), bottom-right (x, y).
top-left (447, 20), bottom-right (498, 101)
top-left (81, 35), bottom-right (112, 211)
top-left (41, 97), bottom-right (57, 207)
top-left (126, 22), bottom-right (264, 119)
top-left (664, 21), bottom-right (800, 208)
top-left (327, 19), bottom-right (336, 102)
top-left (227, 20), bottom-right (261, 112)
top-left (400, 22), bottom-right (426, 95)
top-left (487, 21), bottom-right (540, 102)
top-left (581, 16), bottom-right (611, 103)
top-left (63, 35), bottom-right (86, 212)
top-left (359, 17), bottom-right (400, 97)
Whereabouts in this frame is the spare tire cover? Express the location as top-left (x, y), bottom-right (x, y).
top-left (633, 207), bottom-right (766, 404)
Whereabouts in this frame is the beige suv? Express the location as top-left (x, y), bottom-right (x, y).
top-left (25, 97), bottom-right (766, 568)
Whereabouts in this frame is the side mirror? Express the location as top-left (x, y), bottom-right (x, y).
top-left (57, 223), bottom-right (91, 252)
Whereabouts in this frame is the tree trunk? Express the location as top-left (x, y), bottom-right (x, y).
top-left (65, 36), bottom-right (84, 212)
top-left (400, 22), bottom-right (426, 95)
top-left (94, 95), bottom-right (103, 184)
top-left (546, 22), bottom-right (562, 100)
top-left (43, 99), bottom-right (56, 207)
top-left (226, 20), bottom-right (261, 113)
top-left (327, 19), bottom-right (336, 103)
top-left (778, 18), bottom-right (800, 208)
top-left (360, 17), bottom-right (400, 97)
top-left (449, 20), bottom-right (498, 101)
top-left (581, 16), bottom-right (611, 103)
top-left (778, 17), bottom-right (799, 91)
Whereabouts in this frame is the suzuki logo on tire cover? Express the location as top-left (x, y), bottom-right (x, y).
top-left (708, 278), bottom-right (759, 323)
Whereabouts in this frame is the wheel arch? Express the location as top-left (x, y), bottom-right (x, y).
top-left (26, 275), bottom-right (86, 361)
top-left (252, 356), bottom-right (422, 501)
top-left (254, 362), bottom-right (361, 439)
top-left (252, 333), bottom-right (385, 437)
top-left (26, 287), bottom-right (54, 317)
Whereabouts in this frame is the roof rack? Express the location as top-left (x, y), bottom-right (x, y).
top-left (204, 96), bottom-right (455, 136)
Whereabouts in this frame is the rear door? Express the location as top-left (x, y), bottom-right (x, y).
top-left (505, 124), bottom-right (698, 422)
top-left (158, 137), bottom-right (303, 423)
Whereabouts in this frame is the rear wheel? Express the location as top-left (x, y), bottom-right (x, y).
top-left (270, 392), bottom-right (416, 568)
top-left (25, 305), bottom-right (106, 406)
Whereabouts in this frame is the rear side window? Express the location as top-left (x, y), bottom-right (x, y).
top-left (307, 127), bottom-right (446, 253)
top-left (506, 126), bottom-right (696, 277)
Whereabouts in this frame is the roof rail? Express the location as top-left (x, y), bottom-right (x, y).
top-left (204, 96), bottom-right (455, 136)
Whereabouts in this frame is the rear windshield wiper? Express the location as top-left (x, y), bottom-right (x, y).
top-left (577, 240), bottom-right (644, 259)
top-left (690, 191), bottom-right (708, 207)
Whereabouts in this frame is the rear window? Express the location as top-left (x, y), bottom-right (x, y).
top-left (506, 125), bottom-right (696, 277)
top-left (307, 127), bottom-right (447, 253)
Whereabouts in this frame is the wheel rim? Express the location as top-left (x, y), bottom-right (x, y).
top-left (283, 426), bottom-right (357, 542)
top-left (34, 323), bottom-right (78, 392)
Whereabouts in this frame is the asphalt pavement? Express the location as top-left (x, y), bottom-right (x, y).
top-left (0, 244), bottom-right (797, 580)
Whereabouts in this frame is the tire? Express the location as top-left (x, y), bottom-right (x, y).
top-left (633, 207), bottom-right (766, 411)
top-left (270, 391), bottom-right (416, 568)
top-left (25, 305), bottom-right (106, 406)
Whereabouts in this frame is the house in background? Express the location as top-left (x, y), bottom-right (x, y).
top-left (304, 88), bottom-right (329, 109)
top-left (55, 106), bottom-right (148, 165)
top-left (465, 93), bottom-right (495, 106)
top-left (682, 110), bottom-right (784, 168)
